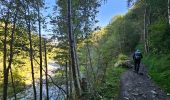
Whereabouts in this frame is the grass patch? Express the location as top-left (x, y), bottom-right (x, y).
top-left (143, 54), bottom-right (170, 93)
top-left (97, 67), bottom-right (126, 100)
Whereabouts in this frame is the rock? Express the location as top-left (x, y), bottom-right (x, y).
top-left (128, 89), bottom-right (132, 91)
top-left (167, 93), bottom-right (170, 96)
top-left (152, 95), bottom-right (156, 98)
top-left (135, 88), bottom-right (139, 92)
top-left (138, 90), bottom-right (143, 95)
top-left (132, 92), bottom-right (139, 96)
top-left (147, 75), bottom-right (152, 79)
top-left (121, 60), bottom-right (134, 68)
top-left (151, 90), bottom-right (158, 95)
top-left (142, 94), bottom-right (147, 98)
top-left (124, 97), bottom-right (129, 100)
top-left (138, 82), bottom-right (143, 84)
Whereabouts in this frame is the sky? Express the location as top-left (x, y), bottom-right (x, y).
top-left (96, 0), bottom-right (128, 27)
top-left (42, 0), bottom-right (128, 35)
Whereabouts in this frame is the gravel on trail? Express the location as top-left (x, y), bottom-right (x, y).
top-left (119, 64), bottom-right (170, 100)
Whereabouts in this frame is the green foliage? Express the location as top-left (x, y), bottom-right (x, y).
top-left (94, 67), bottom-right (125, 100)
top-left (149, 19), bottom-right (170, 54)
top-left (0, 22), bottom-right (44, 97)
top-left (143, 54), bottom-right (170, 93)
top-left (128, 0), bottom-right (170, 93)
top-left (117, 54), bottom-right (129, 61)
top-left (0, 0), bottom-right (169, 98)
top-left (80, 0), bottom-right (170, 97)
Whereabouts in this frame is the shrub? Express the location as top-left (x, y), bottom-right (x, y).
top-left (143, 54), bottom-right (170, 93)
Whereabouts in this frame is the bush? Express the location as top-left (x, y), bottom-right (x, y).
top-left (118, 54), bottom-right (129, 61)
top-left (93, 67), bottom-right (125, 100)
top-left (114, 54), bottom-right (129, 67)
top-left (143, 54), bottom-right (170, 93)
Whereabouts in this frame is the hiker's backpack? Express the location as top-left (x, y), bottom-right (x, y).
top-left (134, 51), bottom-right (142, 60)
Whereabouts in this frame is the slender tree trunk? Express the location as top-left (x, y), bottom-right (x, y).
top-left (168, 0), bottom-right (170, 25)
top-left (67, 0), bottom-right (81, 97)
top-left (3, 10), bottom-right (17, 100)
top-left (68, 59), bottom-right (73, 99)
top-left (7, 4), bottom-right (18, 74)
top-left (9, 68), bottom-right (17, 100)
top-left (25, 7), bottom-right (37, 100)
top-left (122, 19), bottom-right (126, 52)
top-left (73, 38), bottom-right (81, 93)
top-left (83, 3), bottom-right (96, 82)
top-left (86, 43), bottom-right (95, 81)
top-left (3, 9), bottom-right (10, 100)
top-left (118, 29), bottom-right (122, 53)
top-left (101, 63), bottom-right (108, 83)
top-left (146, 5), bottom-right (151, 53)
top-left (85, 48), bottom-right (93, 93)
top-left (96, 49), bottom-right (101, 80)
top-left (38, 5), bottom-right (43, 100)
top-left (85, 50), bottom-right (89, 80)
top-left (144, 7), bottom-right (148, 54)
top-left (65, 62), bottom-right (69, 100)
top-left (44, 39), bottom-right (49, 100)
top-left (74, 43), bottom-right (81, 82)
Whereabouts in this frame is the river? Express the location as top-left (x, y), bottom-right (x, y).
top-left (9, 60), bottom-right (66, 100)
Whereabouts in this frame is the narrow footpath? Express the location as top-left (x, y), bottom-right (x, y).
top-left (120, 63), bottom-right (170, 100)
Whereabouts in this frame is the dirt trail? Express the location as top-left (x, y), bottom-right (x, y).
top-left (120, 63), bottom-right (170, 100)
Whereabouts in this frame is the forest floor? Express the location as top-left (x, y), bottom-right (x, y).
top-left (119, 63), bottom-right (170, 100)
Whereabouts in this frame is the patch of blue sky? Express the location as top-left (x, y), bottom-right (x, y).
top-left (42, 0), bottom-right (128, 37)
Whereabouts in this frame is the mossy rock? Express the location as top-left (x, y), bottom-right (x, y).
top-left (114, 54), bottom-right (133, 68)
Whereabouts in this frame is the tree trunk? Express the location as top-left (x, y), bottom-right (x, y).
top-left (7, 17), bottom-right (17, 69)
top-left (67, 0), bottom-right (81, 97)
top-left (146, 5), bottom-right (151, 53)
top-left (84, 2), bottom-right (96, 82)
top-left (96, 49), bottom-right (101, 83)
top-left (10, 68), bottom-right (17, 100)
top-left (101, 63), bottom-right (108, 83)
top-left (85, 49), bottom-right (89, 80)
top-left (26, 7), bottom-right (37, 100)
top-left (3, 8), bottom-right (10, 100)
top-left (122, 19), bottom-right (126, 52)
top-left (168, 0), bottom-right (170, 25)
top-left (3, 9), bottom-right (17, 100)
top-left (144, 7), bottom-right (148, 54)
top-left (85, 47), bottom-right (94, 93)
top-left (65, 62), bottom-right (69, 100)
top-left (118, 28), bottom-right (123, 53)
top-left (68, 59), bottom-right (73, 99)
top-left (44, 39), bottom-right (49, 100)
top-left (86, 43), bottom-right (95, 81)
top-left (74, 42), bottom-right (81, 82)
top-left (73, 38), bottom-right (81, 94)
top-left (38, 5), bottom-right (43, 100)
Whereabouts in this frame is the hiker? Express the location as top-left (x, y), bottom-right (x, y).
top-left (133, 49), bottom-right (143, 73)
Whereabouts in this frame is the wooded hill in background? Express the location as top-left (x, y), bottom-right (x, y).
top-left (77, 1), bottom-right (170, 99)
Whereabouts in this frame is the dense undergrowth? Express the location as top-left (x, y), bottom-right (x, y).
top-left (97, 67), bottom-right (125, 99)
top-left (90, 54), bottom-right (127, 100)
top-left (143, 54), bottom-right (170, 93)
